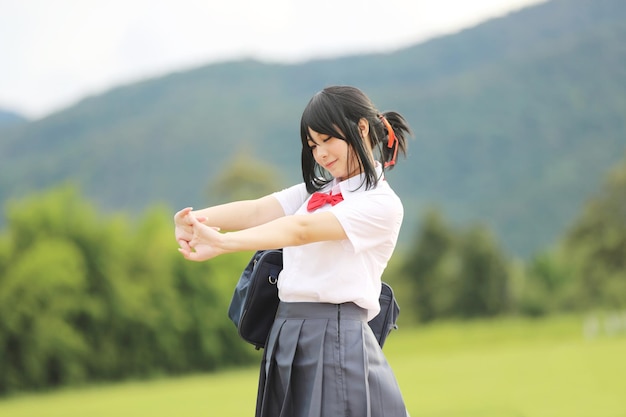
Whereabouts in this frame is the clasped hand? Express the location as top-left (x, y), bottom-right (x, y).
top-left (174, 207), bottom-right (222, 262)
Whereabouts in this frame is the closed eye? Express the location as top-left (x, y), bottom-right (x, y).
top-left (307, 134), bottom-right (332, 150)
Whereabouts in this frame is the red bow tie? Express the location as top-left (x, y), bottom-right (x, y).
top-left (307, 191), bottom-right (344, 212)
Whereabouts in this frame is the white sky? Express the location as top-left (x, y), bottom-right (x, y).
top-left (0, 0), bottom-right (546, 119)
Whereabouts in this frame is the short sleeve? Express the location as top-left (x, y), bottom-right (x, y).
top-left (272, 183), bottom-right (310, 215)
top-left (330, 189), bottom-right (403, 254)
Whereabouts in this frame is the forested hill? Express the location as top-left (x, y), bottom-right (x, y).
top-left (1, 0), bottom-right (625, 257)
top-left (0, 110), bottom-right (27, 128)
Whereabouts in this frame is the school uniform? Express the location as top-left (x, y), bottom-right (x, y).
top-left (255, 165), bottom-right (408, 417)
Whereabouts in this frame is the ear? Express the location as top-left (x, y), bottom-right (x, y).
top-left (358, 118), bottom-right (370, 138)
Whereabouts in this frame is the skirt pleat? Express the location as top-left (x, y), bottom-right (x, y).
top-left (255, 302), bottom-right (408, 417)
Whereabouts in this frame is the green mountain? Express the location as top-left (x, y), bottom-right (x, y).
top-left (0, 109), bottom-right (27, 128)
top-left (1, 0), bottom-right (625, 257)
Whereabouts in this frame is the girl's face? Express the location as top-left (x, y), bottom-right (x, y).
top-left (307, 127), bottom-right (361, 181)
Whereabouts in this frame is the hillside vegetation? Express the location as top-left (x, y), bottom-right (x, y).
top-left (1, 136), bottom-right (624, 394)
top-left (0, 110), bottom-right (27, 128)
top-left (1, 0), bottom-right (625, 256)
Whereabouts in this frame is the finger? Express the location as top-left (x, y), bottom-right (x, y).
top-left (178, 248), bottom-right (202, 262)
top-left (189, 214), bottom-right (202, 226)
top-left (178, 239), bottom-right (191, 251)
top-left (175, 207), bottom-right (192, 218)
top-left (189, 234), bottom-right (199, 248)
top-left (178, 247), bottom-right (193, 259)
top-left (174, 207), bottom-right (193, 222)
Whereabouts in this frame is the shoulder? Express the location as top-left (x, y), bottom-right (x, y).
top-left (272, 183), bottom-right (310, 215)
top-left (334, 180), bottom-right (403, 226)
top-left (343, 180), bottom-right (402, 212)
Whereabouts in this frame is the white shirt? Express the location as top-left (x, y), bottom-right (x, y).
top-left (272, 166), bottom-right (403, 320)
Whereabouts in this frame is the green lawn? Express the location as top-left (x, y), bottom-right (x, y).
top-left (1, 315), bottom-right (624, 417)
top-left (386, 315), bottom-right (626, 417)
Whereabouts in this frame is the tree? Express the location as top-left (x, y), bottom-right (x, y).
top-left (207, 149), bottom-right (286, 204)
top-left (563, 153), bottom-right (626, 309)
top-left (0, 184), bottom-right (259, 395)
top-left (401, 207), bottom-right (514, 322)
top-left (455, 225), bottom-right (512, 318)
top-left (0, 238), bottom-right (89, 391)
top-left (518, 248), bottom-right (577, 316)
top-left (0, 185), bottom-right (95, 391)
top-left (401, 208), bottom-right (459, 322)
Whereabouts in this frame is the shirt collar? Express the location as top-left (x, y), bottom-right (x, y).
top-left (329, 162), bottom-right (384, 198)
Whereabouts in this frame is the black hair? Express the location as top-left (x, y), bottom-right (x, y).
top-left (299, 86), bottom-right (411, 194)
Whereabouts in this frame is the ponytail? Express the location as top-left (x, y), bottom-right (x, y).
top-left (378, 111), bottom-right (411, 170)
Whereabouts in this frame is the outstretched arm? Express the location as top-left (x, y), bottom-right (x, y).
top-left (179, 211), bottom-right (347, 262)
top-left (174, 195), bottom-right (285, 252)
top-left (194, 195), bottom-right (286, 230)
top-left (175, 195), bottom-right (285, 231)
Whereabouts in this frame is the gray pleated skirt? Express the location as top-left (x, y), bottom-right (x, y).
top-left (255, 301), bottom-right (408, 417)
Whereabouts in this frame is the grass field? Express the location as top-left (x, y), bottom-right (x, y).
top-left (1, 314), bottom-right (624, 417)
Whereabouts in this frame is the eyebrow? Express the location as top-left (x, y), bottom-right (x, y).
top-left (307, 134), bottom-right (331, 145)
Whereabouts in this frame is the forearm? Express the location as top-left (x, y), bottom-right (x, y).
top-left (217, 211), bottom-right (347, 253)
top-left (191, 195), bottom-right (283, 231)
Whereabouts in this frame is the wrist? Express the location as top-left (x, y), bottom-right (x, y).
top-left (219, 232), bottom-right (235, 254)
top-left (190, 210), bottom-right (207, 224)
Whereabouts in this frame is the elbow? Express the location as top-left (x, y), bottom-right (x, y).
top-left (284, 213), bottom-right (341, 247)
top-left (291, 218), bottom-right (313, 246)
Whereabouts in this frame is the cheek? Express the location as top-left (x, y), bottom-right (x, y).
top-left (346, 146), bottom-right (358, 164)
top-left (311, 149), bottom-right (321, 163)
top-left (311, 150), bottom-right (327, 168)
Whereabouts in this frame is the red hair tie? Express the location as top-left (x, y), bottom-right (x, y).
top-left (380, 115), bottom-right (398, 167)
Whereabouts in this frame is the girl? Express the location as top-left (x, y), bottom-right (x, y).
top-left (175, 85), bottom-right (411, 417)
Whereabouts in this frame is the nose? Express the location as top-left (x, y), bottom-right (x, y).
top-left (315, 143), bottom-right (328, 159)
